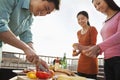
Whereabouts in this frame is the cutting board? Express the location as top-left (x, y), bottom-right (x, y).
top-left (10, 76), bottom-right (52, 80)
top-left (17, 76), bottom-right (36, 80)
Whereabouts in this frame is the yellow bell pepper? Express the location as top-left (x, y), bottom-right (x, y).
top-left (26, 71), bottom-right (37, 79)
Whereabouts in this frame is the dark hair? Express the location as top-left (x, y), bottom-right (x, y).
top-left (77, 11), bottom-right (90, 26)
top-left (92, 0), bottom-right (120, 11)
top-left (47, 0), bottom-right (60, 10)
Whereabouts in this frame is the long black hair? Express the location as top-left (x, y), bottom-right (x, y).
top-left (77, 11), bottom-right (90, 26)
top-left (92, 0), bottom-right (120, 11)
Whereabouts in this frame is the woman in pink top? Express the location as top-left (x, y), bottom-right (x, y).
top-left (81, 0), bottom-right (120, 80)
top-left (73, 0), bottom-right (120, 80)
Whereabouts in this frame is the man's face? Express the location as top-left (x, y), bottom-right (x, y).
top-left (30, 0), bottom-right (55, 16)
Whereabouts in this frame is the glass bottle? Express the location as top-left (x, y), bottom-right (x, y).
top-left (61, 53), bottom-right (67, 69)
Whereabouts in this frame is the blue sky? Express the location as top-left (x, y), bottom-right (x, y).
top-left (3, 0), bottom-right (120, 58)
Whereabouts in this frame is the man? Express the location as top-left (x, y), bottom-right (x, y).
top-left (0, 0), bottom-right (60, 71)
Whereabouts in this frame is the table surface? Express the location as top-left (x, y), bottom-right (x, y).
top-left (11, 70), bottom-right (95, 80)
top-left (10, 76), bottom-right (95, 80)
top-left (10, 76), bottom-right (52, 80)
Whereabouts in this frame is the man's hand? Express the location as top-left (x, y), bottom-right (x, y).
top-left (25, 48), bottom-right (48, 71)
top-left (36, 59), bottom-right (49, 71)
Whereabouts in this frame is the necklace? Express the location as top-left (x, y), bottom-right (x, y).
top-left (81, 28), bottom-right (88, 34)
top-left (105, 11), bottom-right (119, 22)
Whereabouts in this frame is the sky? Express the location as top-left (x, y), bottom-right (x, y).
top-left (3, 0), bottom-right (120, 58)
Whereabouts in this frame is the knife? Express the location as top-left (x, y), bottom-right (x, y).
top-left (36, 64), bottom-right (49, 72)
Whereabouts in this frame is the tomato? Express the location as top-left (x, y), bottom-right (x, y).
top-left (36, 71), bottom-right (50, 79)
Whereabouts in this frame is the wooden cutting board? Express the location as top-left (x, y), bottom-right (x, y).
top-left (17, 76), bottom-right (36, 80)
top-left (10, 76), bottom-right (52, 80)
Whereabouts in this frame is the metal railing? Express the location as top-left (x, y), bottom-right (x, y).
top-left (1, 51), bottom-right (104, 72)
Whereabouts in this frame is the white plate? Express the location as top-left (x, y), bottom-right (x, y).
top-left (12, 70), bottom-right (23, 73)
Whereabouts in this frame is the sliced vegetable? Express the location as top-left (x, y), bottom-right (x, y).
top-left (36, 71), bottom-right (50, 79)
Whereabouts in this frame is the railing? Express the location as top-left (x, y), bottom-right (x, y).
top-left (1, 51), bottom-right (104, 72)
top-left (1, 51), bottom-right (79, 70)
top-left (1, 51), bottom-right (104, 69)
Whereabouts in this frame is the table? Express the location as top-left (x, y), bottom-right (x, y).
top-left (10, 70), bottom-right (95, 80)
top-left (10, 76), bottom-right (52, 80)
top-left (10, 76), bottom-right (95, 80)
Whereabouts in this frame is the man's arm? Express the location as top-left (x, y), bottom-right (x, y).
top-left (0, 30), bottom-right (40, 63)
top-left (27, 42), bottom-right (34, 50)
top-left (0, 31), bottom-right (29, 51)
